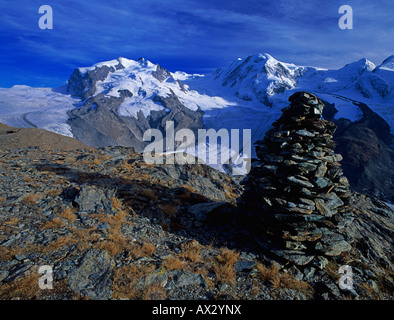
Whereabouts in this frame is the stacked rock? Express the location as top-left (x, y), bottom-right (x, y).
top-left (240, 92), bottom-right (354, 267)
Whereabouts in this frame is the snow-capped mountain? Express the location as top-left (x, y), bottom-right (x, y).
top-left (2, 53), bottom-right (393, 143)
top-left (202, 53), bottom-right (394, 131)
top-left (210, 53), bottom-right (305, 105)
top-left (0, 53), bottom-right (394, 199)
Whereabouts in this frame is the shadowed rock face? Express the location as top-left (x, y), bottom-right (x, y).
top-left (67, 62), bottom-right (125, 100)
top-left (322, 100), bottom-right (394, 203)
top-left (239, 92), bottom-right (354, 267)
top-left (67, 91), bottom-right (204, 152)
top-left (152, 64), bottom-right (173, 82)
top-left (67, 92), bottom-right (149, 151)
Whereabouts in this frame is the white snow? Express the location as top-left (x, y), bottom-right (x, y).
top-left (0, 85), bottom-right (79, 137)
top-left (118, 97), bottom-right (165, 118)
top-left (384, 202), bottom-right (394, 211)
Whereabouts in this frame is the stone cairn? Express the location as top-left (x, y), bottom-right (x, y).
top-left (240, 92), bottom-right (354, 267)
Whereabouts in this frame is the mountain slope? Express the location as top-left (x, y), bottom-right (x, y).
top-left (0, 122), bottom-right (93, 151)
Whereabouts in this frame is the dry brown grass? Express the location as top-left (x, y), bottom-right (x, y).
top-left (41, 235), bottom-right (74, 254)
top-left (141, 282), bottom-right (167, 300)
top-left (42, 216), bottom-right (64, 230)
top-left (3, 217), bottom-right (19, 226)
top-left (256, 263), bottom-right (313, 296)
top-left (122, 159), bottom-right (135, 172)
top-left (256, 263), bottom-right (280, 284)
top-left (223, 184), bottom-right (238, 199)
top-left (325, 261), bottom-right (341, 281)
top-left (112, 264), bottom-right (156, 299)
top-left (91, 210), bottom-right (129, 230)
top-left (95, 241), bottom-right (123, 256)
top-left (21, 194), bottom-right (42, 205)
top-left (250, 279), bottom-right (261, 297)
top-left (110, 196), bottom-right (122, 211)
top-left (0, 271), bottom-right (40, 299)
top-left (213, 248), bottom-right (240, 285)
top-left (39, 218), bottom-right (64, 230)
top-left (22, 177), bottom-right (34, 184)
top-left (92, 157), bottom-right (102, 165)
top-left (0, 231), bottom-right (85, 263)
top-left (179, 241), bottom-right (202, 263)
top-left (217, 248), bottom-right (240, 265)
top-left (91, 210), bottom-right (133, 256)
top-left (58, 207), bottom-right (77, 223)
top-left (0, 246), bottom-right (13, 261)
top-left (141, 243), bottom-right (155, 256)
top-left (179, 191), bottom-right (193, 202)
top-left (213, 263), bottom-right (236, 285)
top-left (162, 255), bottom-right (185, 271)
top-left (179, 190), bottom-right (207, 204)
top-left (277, 273), bottom-right (313, 293)
top-left (359, 282), bottom-right (379, 299)
top-left (47, 189), bottom-right (62, 197)
top-left (181, 184), bottom-right (197, 193)
top-left (69, 227), bottom-right (101, 252)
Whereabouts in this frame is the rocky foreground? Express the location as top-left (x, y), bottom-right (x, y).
top-left (0, 94), bottom-right (393, 300)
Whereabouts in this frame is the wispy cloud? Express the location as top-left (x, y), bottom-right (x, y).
top-left (0, 0), bottom-right (393, 87)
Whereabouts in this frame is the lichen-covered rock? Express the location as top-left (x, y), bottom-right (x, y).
top-left (68, 249), bottom-right (114, 300)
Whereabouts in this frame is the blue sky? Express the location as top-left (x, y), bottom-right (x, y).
top-left (0, 0), bottom-right (393, 87)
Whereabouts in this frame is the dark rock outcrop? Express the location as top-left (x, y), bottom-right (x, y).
top-left (67, 93), bottom-right (149, 151)
top-left (322, 99), bottom-right (394, 203)
top-left (67, 59), bottom-right (125, 100)
top-left (67, 91), bottom-right (204, 151)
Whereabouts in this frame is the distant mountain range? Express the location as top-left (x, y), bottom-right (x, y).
top-left (0, 53), bottom-right (393, 202)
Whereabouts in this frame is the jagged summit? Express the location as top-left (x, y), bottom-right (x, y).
top-left (68, 56), bottom-right (174, 100)
top-left (378, 55), bottom-right (394, 70)
top-left (213, 53), bottom-right (303, 105)
top-left (341, 58), bottom-right (376, 73)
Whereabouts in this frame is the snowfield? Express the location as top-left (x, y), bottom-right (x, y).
top-left (0, 85), bottom-right (79, 137)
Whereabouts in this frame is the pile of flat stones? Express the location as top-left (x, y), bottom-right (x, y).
top-left (240, 92), bottom-right (354, 267)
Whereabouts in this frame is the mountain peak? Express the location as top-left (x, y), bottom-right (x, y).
top-left (340, 58), bottom-right (376, 73)
top-left (250, 53), bottom-right (276, 62)
top-left (378, 55), bottom-right (394, 70)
